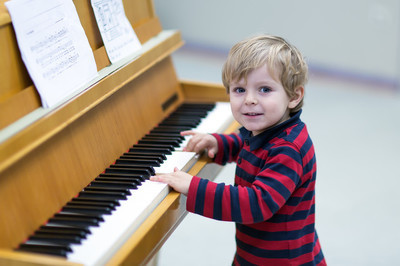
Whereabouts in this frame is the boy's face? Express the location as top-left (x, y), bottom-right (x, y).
top-left (229, 65), bottom-right (298, 136)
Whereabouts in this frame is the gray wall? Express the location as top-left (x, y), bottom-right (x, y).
top-left (154, 0), bottom-right (400, 87)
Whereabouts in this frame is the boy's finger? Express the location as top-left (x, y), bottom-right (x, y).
top-left (180, 130), bottom-right (196, 136)
top-left (150, 175), bottom-right (160, 181)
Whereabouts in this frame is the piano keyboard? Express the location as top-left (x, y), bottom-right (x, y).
top-left (16, 102), bottom-right (233, 265)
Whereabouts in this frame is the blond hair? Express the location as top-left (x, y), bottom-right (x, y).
top-left (222, 35), bottom-right (308, 113)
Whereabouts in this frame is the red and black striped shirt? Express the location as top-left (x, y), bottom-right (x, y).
top-left (187, 111), bottom-right (326, 265)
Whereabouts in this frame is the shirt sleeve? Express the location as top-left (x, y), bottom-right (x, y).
top-left (186, 143), bottom-right (304, 224)
top-left (211, 132), bottom-right (243, 165)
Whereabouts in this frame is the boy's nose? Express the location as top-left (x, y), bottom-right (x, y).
top-left (245, 93), bottom-right (257, 105)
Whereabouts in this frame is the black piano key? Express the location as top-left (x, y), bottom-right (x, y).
top-left (84, 186), bottom-right (132, 196)
top-left (48, 216), bottom-right (99, 228)
top-left (95, 176), bottom-right (143, 185)
top-left (99, 173), bottom-right (147, 182)
top-left (177, 103), bottom-right (215, 110)
top-left (109, 165), bottom-right (155, 176)
top-left (90, 180), bottom-right (138, 189)
top-left (67, 199), bottom-right (117, 210)
top-left (178, 105), bottom-right (215, 112)
top-left (138, 139), bottom-right (180, 147)
top-left (106, 166), bottom-right (152, 177)
top-left (78, 190), bottom-right (127, 201)
top-left (175, 103), bottom-right (213, 109)
top-left (109, 164), bottom-right (155, 175)
top-left (55, 212), bottom-right (104, 222)
top-left (115, 158), bottom-right (161, 167)
top-left (163, 114), bottom-right (202, 121)
top-left (123, 151), bottom-right (167, 160)
top-left (17, 242), bottom-right (71, 257)
top-left (62, 205), bottom-right (113, 215)
top-left (132, 143), bottom-right (175, 151)
top-left (128, 147), bottom-right (172, 155)
top-left (37, 226), bottom-right (89, 238)
top-left (71, 196), bottom-right (121, 206)
top-left (150, 126), bottom-right (192, 134)
top-left (29, 233), bottom-right (82, 245)
top-left (119, 155), bottom-right (164, 164)
top-left (41, 224), bottom-right (92, 235)
top-left (168, 111), bottom-right (208, 118)
top-left (144, 133), bottom-right (185, 141)
top-left (159, 120), bottom-right (199, 127)
top-left (141, 135), bottom-right (184, 143)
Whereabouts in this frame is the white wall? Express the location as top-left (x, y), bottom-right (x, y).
top-left (154, 0), bottom-right (400, 87)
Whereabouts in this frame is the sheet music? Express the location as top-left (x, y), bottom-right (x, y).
top-left (91, 0), bottom-right (142, 63)
top-left (5, 0), bottom-right (98, 108)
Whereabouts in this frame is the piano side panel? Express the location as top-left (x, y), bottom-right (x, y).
top-left (125, 0), bottom-right (162, 43)
top-left (0, 15), bottom-right (32, 99)
top-left (0, 250), bottom-right (80, 266)
top-left (180, 80), bottom-right (230, 103)
top-left (0, 17), bottom-right (40, 129)
top-left (0, 86), bottom-right (41, 130)
top-left (0, 57), bottom-right (184, 250)
top-left (73, 0), bottom-right (103, 51)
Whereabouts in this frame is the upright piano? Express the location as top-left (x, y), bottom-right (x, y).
top-left (0, 0), bottom-right (238, 265)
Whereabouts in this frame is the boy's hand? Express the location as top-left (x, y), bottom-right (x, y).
top-left (181, 130), bottom-right (218, 158)
top-left (150, 167), bottom-right (192, 195)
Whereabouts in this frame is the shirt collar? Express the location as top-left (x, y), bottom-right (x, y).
top-left (239, 110), bottom-right (302, 151)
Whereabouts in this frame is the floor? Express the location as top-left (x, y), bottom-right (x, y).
top-left (155, 47), bottom-right (400, 265)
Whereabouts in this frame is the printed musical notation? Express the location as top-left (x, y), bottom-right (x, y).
top-left (91, 0), bottom-right (142, 63)
top-left (6, 0), bottom-right (98, 108)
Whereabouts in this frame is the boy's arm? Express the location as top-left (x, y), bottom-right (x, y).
top-left (187, 144), bottom-right (308, 224)
top-left (211, 132), bottom-right (243, 165)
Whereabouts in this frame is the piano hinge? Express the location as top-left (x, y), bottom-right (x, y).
top-left (161, 93), bottom-right (178, 111)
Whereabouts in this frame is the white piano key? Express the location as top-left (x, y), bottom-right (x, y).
top-left (154, 151), bottom-right (197, 174)
top-left (195, 102), bottom-right (233, 133)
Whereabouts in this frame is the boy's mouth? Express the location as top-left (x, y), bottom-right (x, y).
top-left (244, 112), bottom-right (263, 116)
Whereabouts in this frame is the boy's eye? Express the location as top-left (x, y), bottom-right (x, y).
top-left (233, 87), bottom-right (245, 93)
top-left (260, 87), bottom-right (271, 93)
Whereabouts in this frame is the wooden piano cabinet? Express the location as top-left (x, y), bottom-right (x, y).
top-left (0, 0), bottom-right (239, 264)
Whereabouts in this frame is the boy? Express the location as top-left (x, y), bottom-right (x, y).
top-left (151, 35), bottom-right (326, 265)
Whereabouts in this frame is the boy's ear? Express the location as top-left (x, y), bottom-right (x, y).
top-left (288, 86), bottom-right (304, 109)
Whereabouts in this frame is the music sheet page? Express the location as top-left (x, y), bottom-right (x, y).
top-left (91, 0), bottom-right (142, 63)
top-left (5, 0), bottom-right (98, 108)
